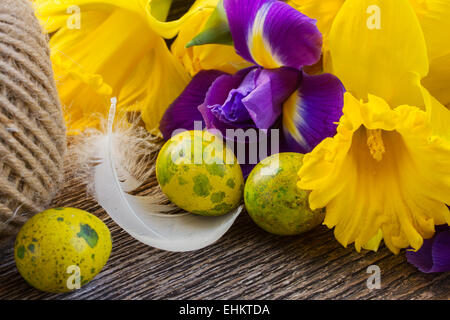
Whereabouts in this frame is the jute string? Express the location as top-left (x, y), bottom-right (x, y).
top-left (0, 0), bottom-right (66, 251)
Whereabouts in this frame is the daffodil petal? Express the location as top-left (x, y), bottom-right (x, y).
top-left (363, 229), bottom-right (383, 252)
top-left (422, 53), bottom-right (450, 107)
top-left (49, 8), bottom-right (152, 134)
top-left (282, 72), bottom-right (344, 153)
top-left (150, 0), bottom-right (172, 21)
top-left (139, 45), bottom-right (191, 136)
top-left (410, 0), bottom-right (450, 61)
top-left (420, 85), bottom-right (450, 141)
top-left (116, 34), bottom-right (191, 134)
top-left (35, 0), bottom-right (208, 39)
top-left (288, 0), bottom-right (344, 40)
top-left (224, 0), bottom-right (322, 69)
top-left (145, 0), bottom-right (221, 39)
top-left (328, 0), bottom-right (429, 107)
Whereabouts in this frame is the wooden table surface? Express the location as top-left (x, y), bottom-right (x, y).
top-left (0, 165), bottom-right (449, 300)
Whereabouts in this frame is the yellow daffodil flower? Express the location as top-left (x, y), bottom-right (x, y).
top-left (289, 0), bottom-right (450, 107)
top-left (298, 0), bottom-right (450, 254)
top-left (34, 0), bottom-right (244, 135)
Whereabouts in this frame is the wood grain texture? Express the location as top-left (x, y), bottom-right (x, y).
top-left (0, 162), bottom-right (448, 300)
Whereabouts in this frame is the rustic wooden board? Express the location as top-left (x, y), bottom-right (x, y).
top-left (0, 165), bottom-right (448, 300)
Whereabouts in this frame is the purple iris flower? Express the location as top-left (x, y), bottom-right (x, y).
top-left (406, 225), bottom-right (450, 273)
top-left (160, 0), bottom-right (344, 174)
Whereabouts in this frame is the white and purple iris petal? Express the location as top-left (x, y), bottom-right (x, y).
top-left (281, 72), bottom-right (344, 153)
top-left (224, 0), bottom-right (322, 70)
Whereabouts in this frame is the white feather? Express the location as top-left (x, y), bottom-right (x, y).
top-left (93, 98), bottom-right (242, 252)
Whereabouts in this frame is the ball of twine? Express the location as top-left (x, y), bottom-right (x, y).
top-left (0, 0), bottom-right (66, 251)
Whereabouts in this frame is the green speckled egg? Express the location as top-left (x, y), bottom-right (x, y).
top-left (244, 153), bottom-right (324, 235)
top-left (156, 130), bottom-right (244, 216)
top-left (14, 207), bottom-right (112, 293)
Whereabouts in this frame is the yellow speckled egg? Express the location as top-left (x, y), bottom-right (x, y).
top-left (14, 207), bottom-right (112, 293)
top-left (245, 153), bottom-right (324, 235)
top-left (156, 130), bottom-right (244, 216)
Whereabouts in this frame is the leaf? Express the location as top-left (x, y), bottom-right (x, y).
top-left (186, 0), bottom-right (233, 48)
top-left (93, 98), bottom-right (242, 252)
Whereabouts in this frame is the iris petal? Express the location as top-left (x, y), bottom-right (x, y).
top-left (224, 0), bottom-right (322, 69)
top-left (282, 72), bottom-right (344, 153)
top-left (406, 225), bottom-right (450, 273)
top-left (200, 67), bottom-right (301, 134)
top-left (244, 67), bottom-right (302, 128)
top-left (159, 70), bottom-right (226, 140)
top-left (199, 68), bottom-right (253, 133)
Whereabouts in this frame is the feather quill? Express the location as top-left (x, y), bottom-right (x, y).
top-left (93, 98), bottom-right (242, 252)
